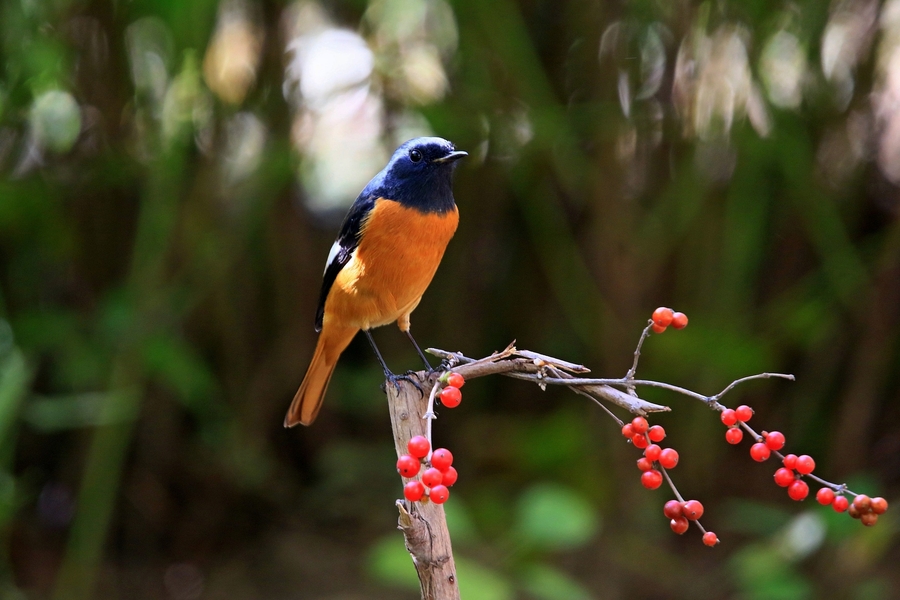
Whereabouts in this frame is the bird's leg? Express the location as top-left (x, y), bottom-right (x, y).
top-left (405, 329), bottom-right (434, 371)
top-left (365, 330), bottom-right (424, 396)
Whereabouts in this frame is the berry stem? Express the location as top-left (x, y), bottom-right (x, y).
top-left (661, 466), bottom-right (709, 535)
top-left (422, 376), bottom-right (443, 462)
top-left (660, 466), bottom-right (684, 503)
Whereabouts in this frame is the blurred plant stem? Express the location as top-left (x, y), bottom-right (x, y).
top-left (52, 146), bottom-right (188, 600)
top-left (0, 350), bottom-right (32, 585)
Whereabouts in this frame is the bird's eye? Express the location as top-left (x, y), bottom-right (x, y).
top-left (409, 149), bottom-right (423, 163)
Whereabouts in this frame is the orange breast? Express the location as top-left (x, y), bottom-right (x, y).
top-left (324, 198), bottom-right (458, 330)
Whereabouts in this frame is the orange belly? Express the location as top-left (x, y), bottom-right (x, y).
top-left (323, 198), bottom-right (458, 331)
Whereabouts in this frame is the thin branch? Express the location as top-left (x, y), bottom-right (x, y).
top-left (709, 372), bottom-right (796, 403)
top-left (428, 347), bottom-right (670, 415)
top-left (625, 321), bottom-right (655, 383)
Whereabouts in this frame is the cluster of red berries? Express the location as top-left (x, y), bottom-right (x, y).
top-left (664, 499), bottom-right (718, 546)
top-left (622, 417), bottom-right (680, 490)
top-left (720, 404), bottom-right (754, 445)
top-left (438, 372), bottom-right (465, 408)
top-left (720, 403), bottom-right (889, 525)
top-left (651, 307), bottom-right (689, 334)
top-left (819, 491), bottom-right (888, 526)
top-left (623, 416), bottom-right (718, 545)
top-left (398, 435), bottom-right (457, 505)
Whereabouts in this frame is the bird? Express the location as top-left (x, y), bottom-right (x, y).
top-left (285, 137), bottom-right (467, 427)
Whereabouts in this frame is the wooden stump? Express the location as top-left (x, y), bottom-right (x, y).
top-left (385, 374), bottom-right (460, 600)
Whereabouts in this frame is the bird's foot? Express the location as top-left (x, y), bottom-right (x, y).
top-left (381, 371), bottom-right (425, 397)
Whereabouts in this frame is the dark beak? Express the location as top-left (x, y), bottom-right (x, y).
top-left (434, 150), bottom-right (468, 163)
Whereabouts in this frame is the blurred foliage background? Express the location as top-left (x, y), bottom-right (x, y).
top-left (0, 0), bottom-right (899, 598)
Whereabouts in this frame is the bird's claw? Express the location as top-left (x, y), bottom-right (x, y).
top-left (381, 372), bottom-right (425, 397)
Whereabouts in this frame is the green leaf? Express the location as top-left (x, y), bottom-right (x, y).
top-left (730, 542), bottom-right (812, 600)
top-left (142, 334), bottom-right (219, 418)
top-left (444, 497), bottom-right (479, 545)
top-left (365, 535), bottom-right (421, 591)
top-left (515, 483), bottom-right (599, 550)
top-left (455, 556), bottom-right (514, 600)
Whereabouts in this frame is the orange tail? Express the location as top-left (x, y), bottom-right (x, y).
top-left (285, 324), bottom-right (358, 427)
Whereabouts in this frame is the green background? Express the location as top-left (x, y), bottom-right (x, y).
top-left (0, 0), bottom-right (897, 598)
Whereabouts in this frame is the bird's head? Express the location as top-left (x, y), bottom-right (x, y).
top-left (386, 137), bottom-right (468, 178)
top-left (371, 137), bottom-right (466, 212)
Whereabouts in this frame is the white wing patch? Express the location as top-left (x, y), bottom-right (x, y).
top-left (324, 241), bottom-right (341, 274)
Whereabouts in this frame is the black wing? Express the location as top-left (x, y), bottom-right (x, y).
top-left (314, 194), bottom-right (377, 331)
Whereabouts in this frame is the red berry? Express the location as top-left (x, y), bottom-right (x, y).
top-left (750, 443), bottom-right (771, 462)
top-left (832, 496), bottom-right (849, 512)
top-left (671, 312), bottom-right (688, 330)
top-left (702, 531), bottom-right (719, 546)
top-left (407, 436), bottom-right (431, 459)
top-left (682, 500), bottom-right (704, 520)
top-left (652, 307), bottom-right (674, 327)
top-left (719, 408), bottom-right (737, 427)
top-left (446, 373), bottom-right (465, 388)
top-left (422, 467), bottom-right (443, 488)
top-left (782, 454), bottom-right (798, 469)
top-left (663, 500), bottom-right (683, 519)
top-left (725, 427), bottom-right (743, 444)
top-left (429, 485), bottom-right (450, 504)
top-left (644, 444), bottom-right (662, 462)
top-left (641, 469), bottom-right (663, 489)
top-left (441, 466), bottom-right (458, 487)
top-left (631, 417), bottom-right (649, 434)
top-left (795, 455), bottom-right (815, 475)
top-left (852, 494), bottom-right (871, 512)
top-left (871, 497), bottom-right (888, 515)
top-left (648, 425), bottom-right (666, 442)
top-left (670, 516), bottom-right (690, 534)
top-left (440, 386), bottom-right (462, 408)
top-left (816, 488), bottom-right (836, 505)
top-left (632, 434), bottom-right (649, 449)
top-left (397, 455), bottom-right (421, 478)
top-left (774, 468), bottom-right (795, 487)
top-left (848, 504), bottom-right (862, 519)
top-left (765, 431), bottom-right (786, 451)
top-left (651, 323), bottom-right (667, 334)
top-left (658, 448), bottom-right (679, 469)
top-left (404, 481), bottom-right (425, 502)
top-left (861, 512), bottom-right (878, 527)
top-left (431, 448), bottom-right (453, 472)
top-left (720, 409), bottom-right (738, 426)
top-left (788, 480), bottom-right (809, 501)
top-left (636, 457), bottom-right (654, 472)
top-left (621, 424), bottom-right (634, 438)
top-left (735, 405), bottom-right (753, 422)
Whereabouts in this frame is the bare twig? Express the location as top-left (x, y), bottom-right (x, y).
top-left (709, 373), bottom-right (797, 404)
top-left (625, 321), bottom-right (655, 383)
top-left (427, 346), bottom-right (670, 415)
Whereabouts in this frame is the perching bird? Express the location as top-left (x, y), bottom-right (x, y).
top-left (285, 137), bottom-right (467, 427)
